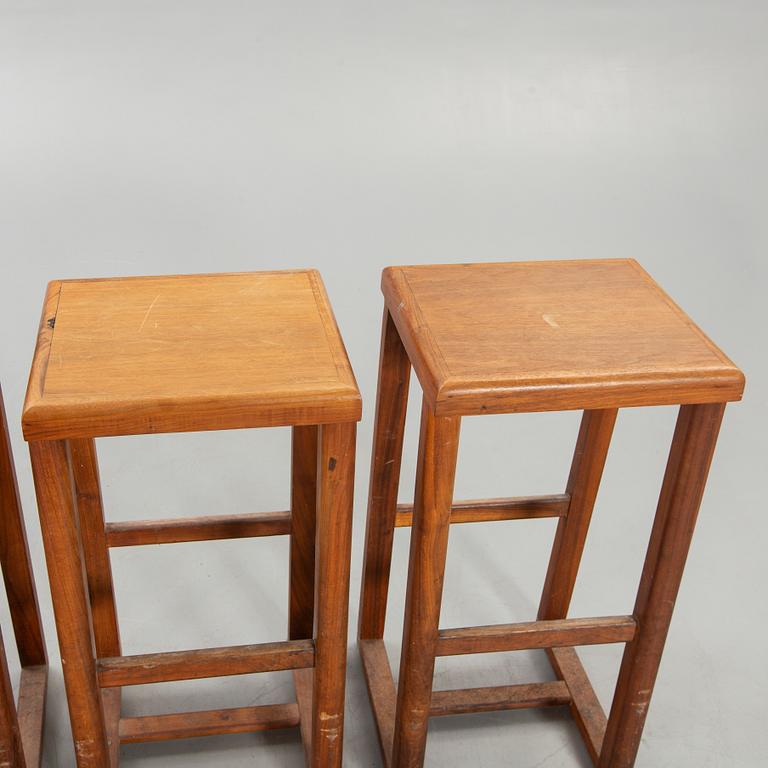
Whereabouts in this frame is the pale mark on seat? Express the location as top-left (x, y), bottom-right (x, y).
top-left (138, 294), bottom-right (161, 333)
top-left (543, 314), bottom-right (560, 329)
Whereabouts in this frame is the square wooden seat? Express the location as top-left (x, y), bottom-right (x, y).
top-left (359, 259), bottom-right (744, 768)
top-left (383, 259), bottom-right (743, 415)
top-left (22, 270), bottom-right (361, 767)
top-left (23, 270), bottom-right (361, 440)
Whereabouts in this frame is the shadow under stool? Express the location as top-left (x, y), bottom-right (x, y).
top-left (0, 384), bottom-right (48, 766)
top-left (21, 270), bottom-right (361, 767)
top-left (357, 259), bottom-right (744, 768)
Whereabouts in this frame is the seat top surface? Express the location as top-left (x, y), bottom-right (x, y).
top-left (23, 270), bottom-right (361, 439)
top-left (382, 259), bottom-right (744, 415)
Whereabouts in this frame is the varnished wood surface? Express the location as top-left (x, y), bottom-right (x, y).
top-left (101, 688), bottom-right (120, 767)
top-left (358, 309), bottom-right (411, 642)
top-left (360, 261), bottom-right (740, 768)
top-left (292, 668), bottom-right (314, 765)
top-left (289, 425), bottom-right (318, 642)
top-left (600, 403), bottom-right (726, 768)
top-left (311, 422), bottom-right (356, 768)
top-left (359, 637), bottom-right (579, 757)
top-left (22, 272), bottom-right (360, 764)
top-left (23, 270), bottom-right (361, 440)
top-left (436, 615), bottom-right (636, 656)
top-left (96, 640), bottom-right (315, 688)
top-left (392, 402), bottom-right (460, 768)
top-left (430, 682), bottom-right (571, 717)
top-left (382, 259), bottom-right (744, 414)
top-left (29, 440), bottom-right (111, 766)
top-left (105, 510), bottom-right (291, 547)
top-left (119, 703), bottom-right (300, 744)
top-left (549, 646), bottom-right (607, 764)
top-left (69, 439), bottom-right (121, 661)
top-left (1, 387), bottom-right (47, 671)
top-left (395, 493), bottom-right (569, 527)
top-left (0, 385), bottom-right (48, 767)
top-left (539, 409), bottom-right (617, 621)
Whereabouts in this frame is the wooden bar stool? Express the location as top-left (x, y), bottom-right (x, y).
top-left (358, 259), bottom-right (744, 768)
top-left (0, 385), bottom-right (48, 767)
top-left (21, 270), bottom-right (360, 767)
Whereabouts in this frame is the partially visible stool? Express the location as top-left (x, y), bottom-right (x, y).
top-left (22, 270), bottom-right (361, 767)
top-left (0, 384), bottom-right (48, 767)
top-left (358, 259), bottom-right (744, 768)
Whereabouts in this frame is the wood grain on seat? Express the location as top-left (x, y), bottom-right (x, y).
top-left (382, 259), bottom-right (744, 415)
top-left (23, 270), bottom-right (361, 439)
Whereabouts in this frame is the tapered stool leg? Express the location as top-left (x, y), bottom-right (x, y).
top-left (538, 408), bottom-right (617, 621)
top-left (69, 439), bottom-right (120, 660)
top-left (0, 389), bottom-right (47, 671)
top-left (359, 308), bottom-right (411, 640)
top-left (0, 386), bottom-right (47, 767)
top-left (537, 409), bottom-right (617, 760)
top-left (69, 439), bottom-right (121, 761)
top-left (290, 425), bottom-right (320, 766)
top-left (0, 404), bottom-right (48, 667)
top-left (290, 425), bottom-right (319, 641)
top-left (392, 401), bottom-right (460, 768)
top-left (29, 440), bottom-right (109, 768)
top-left (311, 422), bottom-right (356, 768)
top-left (599, 402), bottom-right (725, 768)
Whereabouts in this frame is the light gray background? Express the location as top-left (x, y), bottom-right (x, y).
top-left (1, 1), bottom-right (766, 766)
